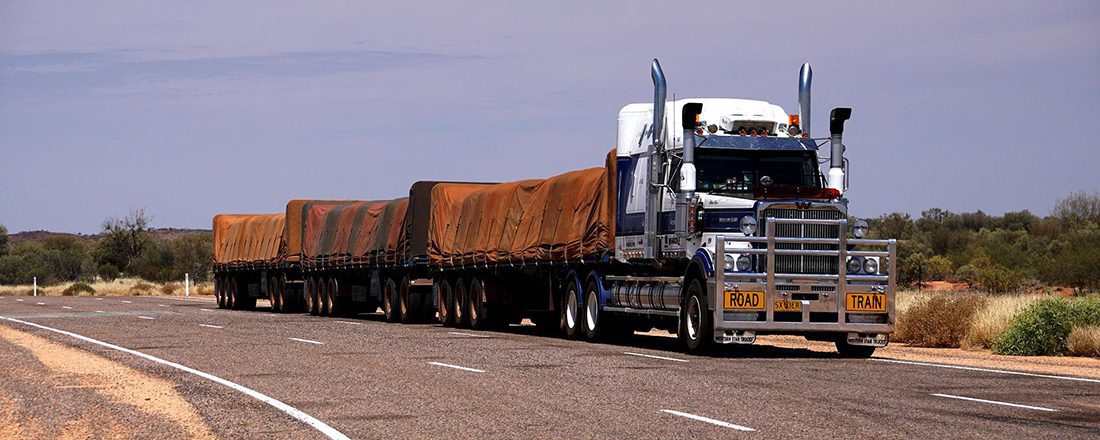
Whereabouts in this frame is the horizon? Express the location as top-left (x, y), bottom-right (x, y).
top-left (2, 1), bottom-right (1098, 234)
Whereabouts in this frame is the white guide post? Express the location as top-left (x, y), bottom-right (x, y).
top-left (33, 277), bottom-right (37, 296)
top-left (185, 273), bottom-right (190, 297)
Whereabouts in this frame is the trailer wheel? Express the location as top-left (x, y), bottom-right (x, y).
top-left (268, 275), bottom-right (281, 312)
top-left (680, 279), bottom-right (713, 354)
top-left (226, 277), bottom-right (238, 309)
top-left (305, 276), bottom-right (319, 316)
top-left (437, 278), bottom-right (455, 326)
top-left (215, 276), bottom-right (226, 309)
top-left (383, 278), bottom-right (398, 322)
top-left (325, 277), bottom-right (339, 317)
top-left (453, 278), bottom-right (468, 328)
top-left (834, 339), bottom-right (876, 358)
top-left (468, 278), bottom-right (490, 330)
top-left (560, 281), bottom-right (581, 339)
top-left (398, 277), bottom-right (412, 324)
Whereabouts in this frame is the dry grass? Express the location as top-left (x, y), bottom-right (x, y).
top-left (894, 291), bottom-right (987, 347)
top-left (961, 293), bottom-right (1045, 350)
top-left (1066, 326), bottom-right (1100, 357)
top-left (0, 278), bottom-right (214, 297)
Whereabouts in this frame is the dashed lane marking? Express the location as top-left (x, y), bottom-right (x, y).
top-left (0, 316), bottom-right (351, 440)
top-left (137, 316), bottom-right (155, 320)
top-left (428, 362), bottom-right (485, 373)
top-left (624, 352), bottom-right (689, 363)
top-left (200, 309), bottom-right (214, 312)
top-left (159, 304), bottom-right (168, 307)
top-left (95, 310), bottom-right (106, 313)
top-left (289, 337), bottom-right (324, 345)
top-left (121, 300), bottom-right (132, 304)
top-left (334, 321), bottom-right (361, 325)
top-left (62, 306), bottom-right (72, 310)
top-left (36, 302), bottom-right (45, 305)
top-left (15, 299), bottom-right (23, 302)
top-left (447, 332), bottom-right (490, 338)
top-left (199, 324), bottom-right (223, 329)
top-left (870, 358), bottom-right (1100, 384)
top-left (931, 393), bottom-right (1057, 412)
top-left (661, 409), bottom-right (754, 431)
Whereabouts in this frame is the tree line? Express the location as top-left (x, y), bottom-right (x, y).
top-left (0, 192), bottom-right (1098, 292)
top-left (0, 209), bottom-right (212, 285)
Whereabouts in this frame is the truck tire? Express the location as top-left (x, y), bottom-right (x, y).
top-left (383, 278), bottom-right (398, 322)
top-left (680, 279), bottom-right (713, 354)
top-left (226, 278), bottom-right (238, 309)
top-left (835, 339), bottom-right (876, 358)
top-left (268, 275), bottom-right (282, 312)
top-left (582, 279), bottom-right (630, 341)
top-left (325, 277), bottom-right (338, 317)
top-left (468, 278), bottom-right (489, 330)
top-left (437, 278), bottom-right (455, 326)
top-left (305, 276), bottom-right (319, 316)
top-left (560, 281), bottom-right (581, 339)
top-left (453, 278), bottom-right (468, 328)
top-left (215, 276), bottom-right (226, 309)
top-left (398, 277), bottom-right (413, 324)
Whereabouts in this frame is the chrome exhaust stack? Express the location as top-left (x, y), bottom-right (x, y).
top-left (798, 63), bottom-right (812, 136)
top-left (828, 108), bottom-right (852, 192)
top-left (645, 58), bottom-right (667, 259)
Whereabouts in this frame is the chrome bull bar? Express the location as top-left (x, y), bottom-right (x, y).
top-left (712, 217), bottom-right (897, 334)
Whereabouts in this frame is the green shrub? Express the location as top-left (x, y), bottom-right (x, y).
top-left (955, 265), bottom-right (979, 288)
top-left (993, 296), bottom-right (1100, 356)
top-left (97, 263), bottom-right (120, 281)
top-left (62, 282), bottom-right (95, 296)
top-left (895, 292), bottom-right (987, 347)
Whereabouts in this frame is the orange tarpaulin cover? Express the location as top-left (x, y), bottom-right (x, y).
top-left (284, 199), bottom-right (355, 262)
top-left (212, 213), bottom-right (286, 267)
top-left (301, 199), bottom-right (409, 267)
top-left (429, 150), bottom-right (616, 266)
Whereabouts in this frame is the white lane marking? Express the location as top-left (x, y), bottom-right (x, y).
top-left (334, 321), bottom-right (361, 325)
top-left (931, 393), bottom-right (1058, 412)
top-left (62, 306), bottom-right (73, 310)
top-left (137, 316), bottom-right (155, 320)
top-left (95, 310), bottom-right (106, 313)
top-left (661, 409), bottom-right (754, 431)
top-left (200, 308), bottom-right (214, 312)
top-left (427, 361), bottom-right (485, 373)
top-left (15, 299), bottom-right (23, 302)
top-left (158, 304), bottom-right (168, 307)
top-left (36, 302), bottom-right (46, 305)
top-left (121, 300), bottom-right (133, 304)
top-left (625, 352), bottom-right (689, 363)
top-left (870, 358), bottom-right (1100, 384)
top-left (95, 298), bottom-right (103, 301)
top-left (447, 331), bottom-right (490, 338)
top-left (0, 316), bottom-right (350, 440)
top-left (199, 324), bottom-right (224, 329)
top-left (289, 337), bottom-right (324, 345)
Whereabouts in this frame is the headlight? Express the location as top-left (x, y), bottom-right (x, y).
top-left (846, 257), bottom-right (863, 274)
top-left (863, 258), bottom-right (879, 274)
top-left (740, 216), bottom-right (757, 236)
top-left (736, 255), bottom-right (752, 272)
top-left (852, 219), bottom-right (869, 238)
top-left (723, 254), bottom-right (735, 271)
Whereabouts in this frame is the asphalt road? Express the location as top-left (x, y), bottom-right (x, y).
top-left (1, 295), bottom-right (1098, 439)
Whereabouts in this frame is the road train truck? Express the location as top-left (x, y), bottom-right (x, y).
top-left (211, 60), bottom-right (897, 356)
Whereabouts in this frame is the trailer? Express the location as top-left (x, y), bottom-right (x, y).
top-left (212, 60), bottom-right (897, 356)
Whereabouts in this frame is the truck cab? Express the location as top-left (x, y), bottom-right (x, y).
top-left (608, 61), bottom-right (896, 355)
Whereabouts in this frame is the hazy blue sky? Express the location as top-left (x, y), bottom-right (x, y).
top-left (2, 1), bottom-right (1098, 233)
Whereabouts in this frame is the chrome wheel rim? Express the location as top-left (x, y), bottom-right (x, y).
top-left (585, 291), bottom-right (598, 332)
top-left (566, 290), bottom-right (578, 329)
top-left (687, 295), bottom-right (701, 341)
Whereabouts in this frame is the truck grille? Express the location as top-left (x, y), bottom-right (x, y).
top-left (762, 208), bottom-right (842, 275)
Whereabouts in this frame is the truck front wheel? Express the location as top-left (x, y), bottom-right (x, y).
top-left (680, 279), bottom-right (713, 354)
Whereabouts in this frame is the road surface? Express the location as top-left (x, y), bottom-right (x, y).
top-left (1, 295), bottom-right (1097, 438)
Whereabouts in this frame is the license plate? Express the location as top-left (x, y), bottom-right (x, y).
top-left (774, 299), bottom-right (802, 312)
top-left (846, 293), bottom-right (887, 312)
top-left (724, 290), bottom-right (764, 310)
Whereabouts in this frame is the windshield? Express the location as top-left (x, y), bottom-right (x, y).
top-left (690, 149), bottom-right (822, 195)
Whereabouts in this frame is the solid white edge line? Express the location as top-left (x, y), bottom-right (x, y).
top-left (427, 361), bottom-right (485, 373)
top-left (137, 316), bottom-right (155, 320)
top-left (661, 409), bottom-right (754, 431)
top-left (198, 324), bottom-right (223, 329)
top-left (931, 393), bottom-right (1058, 412)
top-left (289, 337), bottom-right (324, 345)
top-left (624, 352), bottom-right (689, 363)
top-left (870, 358), bottom-right (1100, 384)
top-left (447, 331), bottom-right (490, 338)
top-left (0, 316), bottom-right (350, 440)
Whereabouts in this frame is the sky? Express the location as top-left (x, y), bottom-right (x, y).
top-left (1, 1), bottom-right (1098, 233)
